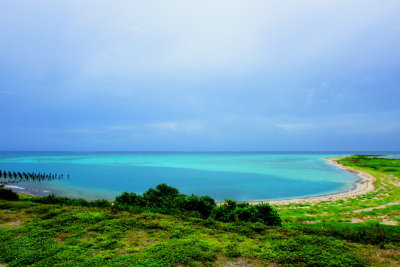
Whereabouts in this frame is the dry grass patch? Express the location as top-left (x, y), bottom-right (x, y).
top-left (123, 229), bottom-right (163, 249)
top-left (358, 246), bottom-right (400, 267)
top-left (219, 257), bottom-right (264, 267)
top-left (55, 232), bottom-right (70, 244)
top-left (352, 202), bottom-right (400, 213)
top-left (0, 210), bottom-right (27, 228)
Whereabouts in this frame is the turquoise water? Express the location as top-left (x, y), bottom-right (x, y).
top-left (380, 155), bottom-right (400, 159)
top-left (0, 152), bottom-right (383, 201)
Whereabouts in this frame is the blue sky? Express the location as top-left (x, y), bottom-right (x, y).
top-left (1, 0), bottom-right (399, 151)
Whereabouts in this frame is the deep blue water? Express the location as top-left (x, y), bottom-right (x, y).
top-left (0, 152), bottom-right (398, 201)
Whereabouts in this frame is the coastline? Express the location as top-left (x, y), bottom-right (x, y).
top-left (239, 158), bottom-right (377, 206)
top-left (3, 157), bottom-right (377, 205)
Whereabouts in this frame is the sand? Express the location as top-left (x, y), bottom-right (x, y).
top-left (234, 158), bottom-right (377, 206)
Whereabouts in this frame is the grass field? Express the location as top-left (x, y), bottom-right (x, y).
top-left (0, 155), bottom-right (399, 266)
top-left (277, 155), bottom-right (400, 226)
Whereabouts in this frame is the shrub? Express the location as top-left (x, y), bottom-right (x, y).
top-left (88, 199), bottom-right (111, 208)
top-left (255, 203), bottom-right (282, 226)
top-left (147, 239), bottom-right (216, 265)
top-left (33, 195), bottom-right (110, 208)
top-left (34, 195), bottom-right (88, 206)
top-left (211, 199), bottom-right (238, 222)
top-left (382, 168), bottom-right (398, 172)
top-left (0, 188), bottom-right (19, 201)
top-left (267, 235), bottom-right (366, 266)
top-left (115, 192), bottom-right (145, 207)
top-left (142, 183), bottom-right (181, 209)
top-left (114, 185), bottom-right (280, 225)
top-left (178, 195), bottom-right (216, 218)
top-left (224, 243), bottom-right (242, 258)
top-left (211, 200), bottom-right (282, 226)
top-left (301, 222), bottom-right (400, 245)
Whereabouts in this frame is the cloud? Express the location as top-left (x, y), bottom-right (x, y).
top-left (146, 121), bottom-right (203, 133)
top-left (94, 121), bottom-right (205, 134)
top-left (67, 128), bottom-right (106, 134)
top-left (147, 122), bottom-right (178, 131)
top-left (275, 112), bottom-right (400, 136)
top-left (275, 123), bottom-right (317, 132)
top-left (108, 125), bottom-right (137, 131)
top-left (1, 1), bottom-right (400, 151)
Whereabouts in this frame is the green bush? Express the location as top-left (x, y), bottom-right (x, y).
top-left (255, 203), bottom-right (282, 226)
top-left (88, 199), bottom-right (111, 208)
top-left (115, 192), bottom-right (145, 206)
top-left (33, 194), bottom-right (110, 208)
top-left (0, 188), bottom-right (19, 201)
top-left (142, 183), bottom-right (181, 209)
top-left (114, 184), bottom-right (185, 213)
top-left (301, 222), bottom-right (400, 245)
top-left (178, 194), bottom-right (216, 218)
top-left (146, 239), bottom-right (216, 265)
top-left (224, 243), bottom-right (242, 258)
top-left (114, 184), bottom-right (217, 218)
top-left (268, 235), bottom-right (366, 266)
top-left (211, 199), bottom-right (282, 226)
top-left (34, 194), bottom-right (87, 206)
top-left (211, 199), bottom-right (238, 222)
top-left (28, 185), bottom-right (282, 226)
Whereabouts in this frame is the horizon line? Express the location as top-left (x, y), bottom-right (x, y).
top-left (1, 150), bottom-right (399, 153)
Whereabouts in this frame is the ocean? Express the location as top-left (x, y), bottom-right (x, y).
top-left (0, 152), bottom-right (395, 201)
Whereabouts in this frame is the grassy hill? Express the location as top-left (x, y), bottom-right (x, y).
top-left (0, 155), bottom-right (399, 266)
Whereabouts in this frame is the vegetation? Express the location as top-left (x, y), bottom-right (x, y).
top-left (0, 188), bottom-right (19, 201)
top-left (277, 155), bottom-right (400, 226)
top-left (115, 184), bottom-right (281, 226)
top-left (36, 183), bottom-right (281, 226)
top-left (0, 201), bottom-right (377, 266)
top-left (211, 199), bottom-right (281, 226)
top-left (0, 155), bottom-right (399, 266)
top-left (33, 194), bottom-right (111, 208)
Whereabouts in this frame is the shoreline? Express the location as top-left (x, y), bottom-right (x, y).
top-left (3, 157), bottom-right (377, 205)
top-left (233, 158), bottom-right (376, 206)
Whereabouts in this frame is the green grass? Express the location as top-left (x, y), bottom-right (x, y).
top-left (0, 155), bottom-right (399, 266)
top-left (0, 202), bottom-right (375, 266)
top-left (277, 155), bottom-right (400, 225)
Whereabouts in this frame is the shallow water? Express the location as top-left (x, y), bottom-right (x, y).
top-left (0, 152), bottom-right (394, 201)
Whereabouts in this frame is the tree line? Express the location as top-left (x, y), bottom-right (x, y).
top-left (0, 181), bottom-right (282, 226)
top-left (113, 183), bottom-right (282, 226)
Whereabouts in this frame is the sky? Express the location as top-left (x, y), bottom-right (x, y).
top-left (0, 0), bottom-right (399, 151)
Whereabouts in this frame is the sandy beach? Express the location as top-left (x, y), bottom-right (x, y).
top-left (240, 158), bottom-right (377, 206)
